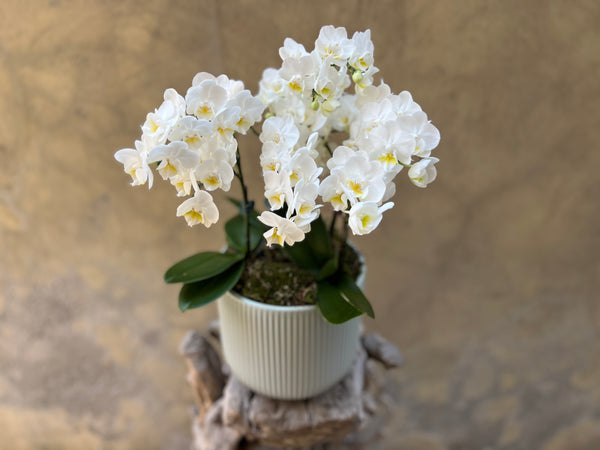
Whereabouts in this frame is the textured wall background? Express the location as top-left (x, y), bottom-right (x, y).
top-left (1, 1), bottom-right (599, 449)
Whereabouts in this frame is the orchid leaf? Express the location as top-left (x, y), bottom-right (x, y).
top-left (179, 261), bottom-right (245, 312)
top-left (284, 216), bottom-right (333, 271)
top-left (338, 274), bottom-right (374, 318)
top-left (305, 215), bottom-right (333, 265)
top-left (317, 280), bottom-right (362, 324)
top-left (317, 256), bottom-right (339, 281)
top-left (164, 251), bottom-right (244, 284)
top-left (225, 214), bottom-right (267, 253)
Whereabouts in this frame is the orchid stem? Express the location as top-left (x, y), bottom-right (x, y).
top-left (235, 146), bottom-right (251, 257)
top-left (324, 140), bottom-right (333, 156)
top-left (337, 213), bottom-right (349, 273)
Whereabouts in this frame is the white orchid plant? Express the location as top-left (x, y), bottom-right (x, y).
top-left (115, 26), bottom-right (440, 324)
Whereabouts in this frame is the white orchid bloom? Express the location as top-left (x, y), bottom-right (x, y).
top-left (214, 74), bottom-right (245, 99)
top-left (314, 25), bottom-right (353, 62)
top-left (141, 88), bottom-right (186, 147)
top-left (389, 91), bottom-right (422, 117)
top-left (314, 63), bottom-right (349, 100)
top-left (325, 145), bottom-right (355, 170)
top-left (289, 179), bottom-right (321, 219)
top-left (194, 73), bottom-right (245, 99)
top-left (264, 171), bottom-right (293, 210)
top-left (279, 37), bottom-right (308, 61)
top-left (260, 141), bottom-right (289, 173)
top-left (227, 90), bottom-right (265, 133)
top-left (351, 98), bottom-right (396, 138)
top-left (199, 132), bottom-right (238, 165)
top-left (363, 120), bottom-right (413, 168)
top-left (348, 30), bottom-right (375, 72)
top-left (185, 80), bottom-right (228, 120)
top-left (176, 190), bottom-right (219, 227)
top-left (280, 55), bottom-right (316, 94)
top-left (354, 81), bottom-right (391, 108)
top-left (397, 111), bottom-right (441, 158)
top-left (300, 132), bottom-right (321, 160)
top-left (329, 94), bottom-right (359, 133)
top-left (147, 141), bottom-right (200, 180)
top-left (168, 116), bottom-right (212, 150)
top-left (287, 149), bottom-right (321, 186)
top-left (212, 106), bottom-right (241, 139)
top-left (170, 169), bottom-right (198, 197)
top-left (408, 157), bottom-right (439, 188)
top-left (258, 68), bottom-right (286, 105)
top-left (258, 211), bottom-right (306, 247)
top-left (348, 201), bottom-right (394, 236)
top-left (326, 148), bottom-right (386, 206)
top-left (259, 115), bottom-right (300, 148)
top-left (192, 72), bottom-right (215, 86)
top-left (353, 65), bottom-right (379, 90)
top-left (195, 149), bottom-right (234, 192)
top-left (114, 140), bottom-right (154, 188)
top-left (319, 172), bottom-right (348, 211)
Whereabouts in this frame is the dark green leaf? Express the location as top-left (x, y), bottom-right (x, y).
top-left (317, 280), bottom-right (362, 324)
top-left (317, 256), bottom-right (339, 281)
top-left (284, 216), bottom-right (334, 274)
top-left (283, 239), bottom-right (320, 271)
top-left (164, 252), bottom-right (244, 284)
top-left (338, 274), bottom-right (375, 318)
top-left (304, 215), bottom-right (333, 264)
top-left (179, 261), bottom-right (245, 312)
top-left (225, 214), bottom-right (266, 253)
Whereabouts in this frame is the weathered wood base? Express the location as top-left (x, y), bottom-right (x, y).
top-left (181, 321), bottom-right (402, 449)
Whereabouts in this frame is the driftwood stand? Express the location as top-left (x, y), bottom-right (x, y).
top-left (180, 321), bottom-right (402, 449)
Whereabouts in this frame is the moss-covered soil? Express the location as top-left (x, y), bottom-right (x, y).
top-left (233, 243), bottom-right (361, 306)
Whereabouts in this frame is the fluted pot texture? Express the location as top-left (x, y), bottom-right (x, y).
top-left (218, 266), bottom-right (365, 400)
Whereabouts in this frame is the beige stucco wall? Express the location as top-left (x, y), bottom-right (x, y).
top-left (1, 1), bottom-right (599, 448)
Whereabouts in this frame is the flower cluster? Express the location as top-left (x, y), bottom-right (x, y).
top-left (257, 25), bottom-right (440, 240)
top-left (116, 25), bottom-right (440, 247)
top-left (115, 73), bottom-right (265, 227)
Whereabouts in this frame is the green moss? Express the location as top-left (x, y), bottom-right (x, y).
top-left (233, 243), bottom-right (361, 307)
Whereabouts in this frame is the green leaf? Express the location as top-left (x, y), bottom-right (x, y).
top-left (164, 252), bottom-right (244, 284)
top-left (338, 274), bottom-right (375, 318)
top-left (304, 215), bottom-right (333, 264)
top-left (317, 256), bottom-right (339, 281)
top-left (179, 260), bottom-right (245, 312)
top-left (317, 280), bottom-right (362, 324)
top-left (283, 239), bottom-right (320, 271)
top-left (225, 214), bottom-right (266, 253)
top-left (284, 216), bottom-right (334, 274)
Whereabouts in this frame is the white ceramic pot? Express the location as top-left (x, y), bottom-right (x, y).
top-left (217, 265), bottom-right (365, 400)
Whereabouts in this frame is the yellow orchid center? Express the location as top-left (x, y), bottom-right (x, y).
top-left (348, 181), bottom-right (364, 197)
top-left (288, 80), bottom-right (302, 92)
top-left (184, 210), bottom-right (204, 224)
top-left (196, 105), bottom-right (212, 118)
top-left (185, 135), bottom-right (201, 146)
top-left (161, 161), bottom-right (178, 177)
top-left (378, 153), bottom-right (398, 166)
top-left (331, 194), bottom-right (344, 209)
top-left (298, 205), bottom-right (312, 215)
top-left (361, 214), bottom-right (373, 229)
top-left (149, 120), bottom-right (159, 133)
top-left (204, 175), bottom-right (220, 188)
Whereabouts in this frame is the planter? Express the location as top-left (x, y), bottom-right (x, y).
top-left (217, 264), bottom-right (365, 400)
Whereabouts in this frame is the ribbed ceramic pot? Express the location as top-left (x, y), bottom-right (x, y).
top-left (217, 265), bottom-right (365, 400)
